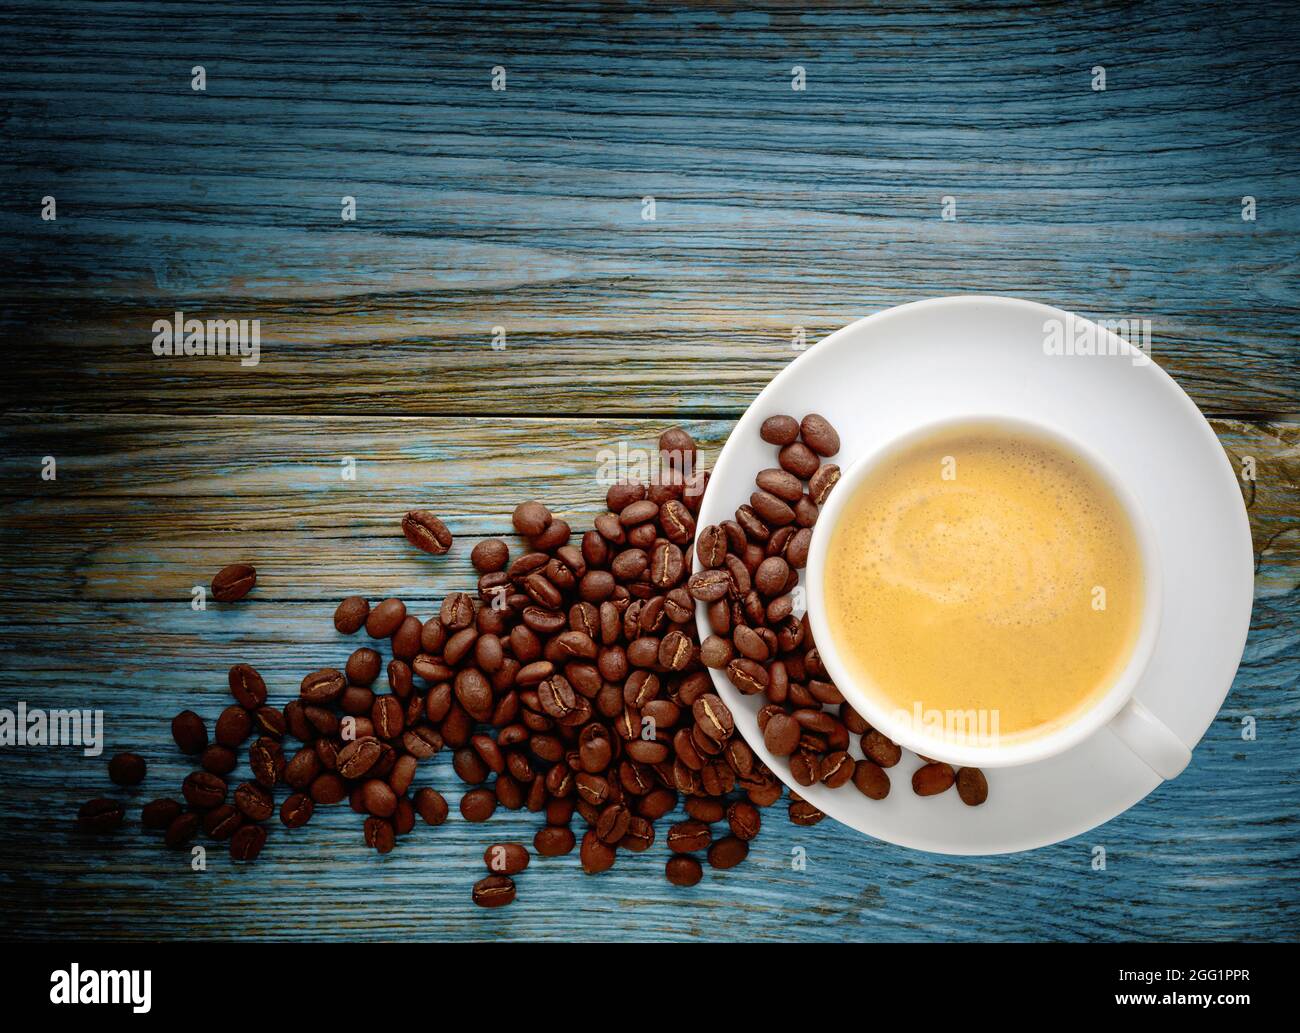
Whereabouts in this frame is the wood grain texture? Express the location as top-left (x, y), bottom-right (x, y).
top-left (1, 0), bottom-right (1298, 416)
top-left (0, 416), bottom-right (1297, 942)
top-left (0, 0), bottom-right (1297, 943)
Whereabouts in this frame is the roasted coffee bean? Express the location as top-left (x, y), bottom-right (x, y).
top-left (249, 737), bottom-right (284, 788)
top-left (202, 803), bottom-right (242, 840)
top-left (763, 713), bottom-right (800, 756)
top-left (230, 823), bottom-right (267, 861)
top-left (234, 782), bottom-right (274, 822)
top-left (750, 490), bottom-right (795, 527)
top-left (414, 787), bottom-right (449, 826)
top-left (484, 842), bottom-right (530, 875)
top-left (171, 710), bottom-right (207, 755)
top-left (699, 635), bottom-right (733, 669)
top-left (164, 811), bottom-right (200, 848)
top-left (595, 803), bottom-right (631, 844)
top-left (727, 801), bottom-right (761, 840)
top-left (346, 648), bottom-right (382, 686)
top-left (372, 695), bottom-right (404, 739)
top-left (658, 629), bottom-right (693, 671)
top-left (199, 744), bottom-right (236, 777)
top-left (284, 747), bottom-right (321, 789)
top-left (366, 598), bottom-right (407, 638)
top-left (441, 592), bottom-right (476, 632)
top-left (809, 463), bottom-right (841, 504)
top-left (402, 509), bottom-right (453, 554)
top-left (460, 788), bottom-right (497, 822)
top-left (512, 500), bottom-right (552, 538)
top-left (786, 527), bottom-right (813, 569)
top-left (692, 694), bottom-right (734, 742)
top-left (281, 792), bottom-right (314, 828)
top-left (789, 799), bottom-right (825, 826)
top-left (956, 767), bottom-right (989, 806)
top-left (912, 762), bottom-right (956, 797)
top-left (534, 824), bottom-right (576, 856)
top-left (334, 596), bottom-right (370, 633)
top-left (362, 779), bottom-right (398, 817)
top-left (107, 752), bottom-right (146, 786)
top-left (213, 705), bottom-right (250, 748)
top-left (800, 413), bottom-right (840, 456)
top-left (310, 773), bottom-right (347, 805)
top-left (212, 563), bottom-right (256, 602)
top-left (182, 771), bottom-right (227, 809)
top-left (756, 467), bottom-right (804, 502)
top-left (665, 855), bottom-right (704, 886)
top-left (694, 524), bottom-right (726, 571)
top-left (472, 874), bottom-right (516, 908)
top-left (364, 816), bottom-right (395, 854)
top-left (778, 441), bottom-right (820, 479)
top-left (760, 414), bottom-right (800, 445)
top-left (862, 730), bottom-right (902, 767)
top-left (223, 664), bottom-right (267, 711)
top-left (687, 568), bottom-right (731, 602)
top-left (471, 538), bottom-right (510, 573)
top-left (667, 820), bottom-right (712, 853)
top-left (141, 798), bottom-right (183, 830)
top-left (734, 506), bottom-right (771, 543)
top-left (300, 668), bottom-right (346, 705)
top-left (579, 830), bottom-right (616, 874)
top-left (77, 798), bottom-right (125, 833)
top-left (852, 759), bottom-right (891, 800)
top-left (726, 658), bottom-right (768, 696)
top-left (820, 750), bottom-right (855, 788)
top-left (454, 668), bottom-right (494, 722)
top-left (659, 426), bottom-right (697, 469)
top-left (253, 705), bottom-right (286, 740)
top-left (707, 835), bottom-right (749, 869)
top-left (753, 556), bottom-right (791, 598)
top-left (788, 750), bottom-right (818, 787)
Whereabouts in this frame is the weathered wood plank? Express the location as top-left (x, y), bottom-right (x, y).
top-left (2, 0), bottom-right (1297, 416)
top-left (0, 416), bottom-right (1295, 599)
top-left (0, 415), bottom-right (1297, 941)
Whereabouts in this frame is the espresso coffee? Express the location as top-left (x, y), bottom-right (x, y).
top-left (823, 422), bottom-right (1142, 745)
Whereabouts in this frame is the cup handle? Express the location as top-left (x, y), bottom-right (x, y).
top-left (1107, 698), bottom-right (1192, 780)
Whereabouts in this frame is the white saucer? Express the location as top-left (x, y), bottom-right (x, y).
top-left (694, 296), bottom-right (1254, 854)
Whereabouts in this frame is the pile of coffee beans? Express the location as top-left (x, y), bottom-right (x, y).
top-left (77, 420), bottom-right (985, 905)
top-left (695, 412), bottom-right (988, 813)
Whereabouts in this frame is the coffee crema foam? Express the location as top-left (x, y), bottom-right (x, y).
top-left (824, 424), bottom-right (1143, 745)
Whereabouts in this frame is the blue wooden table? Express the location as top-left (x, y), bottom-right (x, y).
top-left (1, 0), bottom-right (1297, 942)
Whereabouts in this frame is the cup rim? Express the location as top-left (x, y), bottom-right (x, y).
top-left (805, 412), bottom-right (1163, 768)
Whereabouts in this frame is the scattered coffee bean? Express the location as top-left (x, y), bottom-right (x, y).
top-left (956, 767), bottom-right (989, 806)
top-left (230, 823), bottom-right (267, 861)
top-left (171, 711), bottom-right (207, 755)
top-left (141, 798), bottom-right (182, 830)
top-left (913, 762), bottom-right (956, 797)
top-left (484, 842), bottom-right (530, 875)
top-left (799, 413), bottom-right (840, 456)
top-left (707, 835), bottom-right (749, 870)
top-left (665, 855), bottom-right (704, 886)
top-left (402, 509), bottom-right (454, 555)
top-left (77, 798), bottom-right (125, 833)
top-left (280, 793), bottom-right (315, 828)
top-left (228, 663), bottom-right (267, 709)
top-left (107, 752), bottom-right (146, 786)
top-left (534, 825), bottom-right (576, 856)
top-left (759, 414), bottom-right (800, 445)
top-left (202, 804), bottom-right (242, 840)
top-left (334, 596), bottom-right (370, 634)
top-left (165, 811), bottom-right (200, 848)
top-left (472, 874), bottom-right (516, 908)
top-left (212, 563), bottom-right (256, 602)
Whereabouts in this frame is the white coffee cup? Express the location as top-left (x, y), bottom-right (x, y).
top-left (804, 414), bottom-right (1192, 779)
